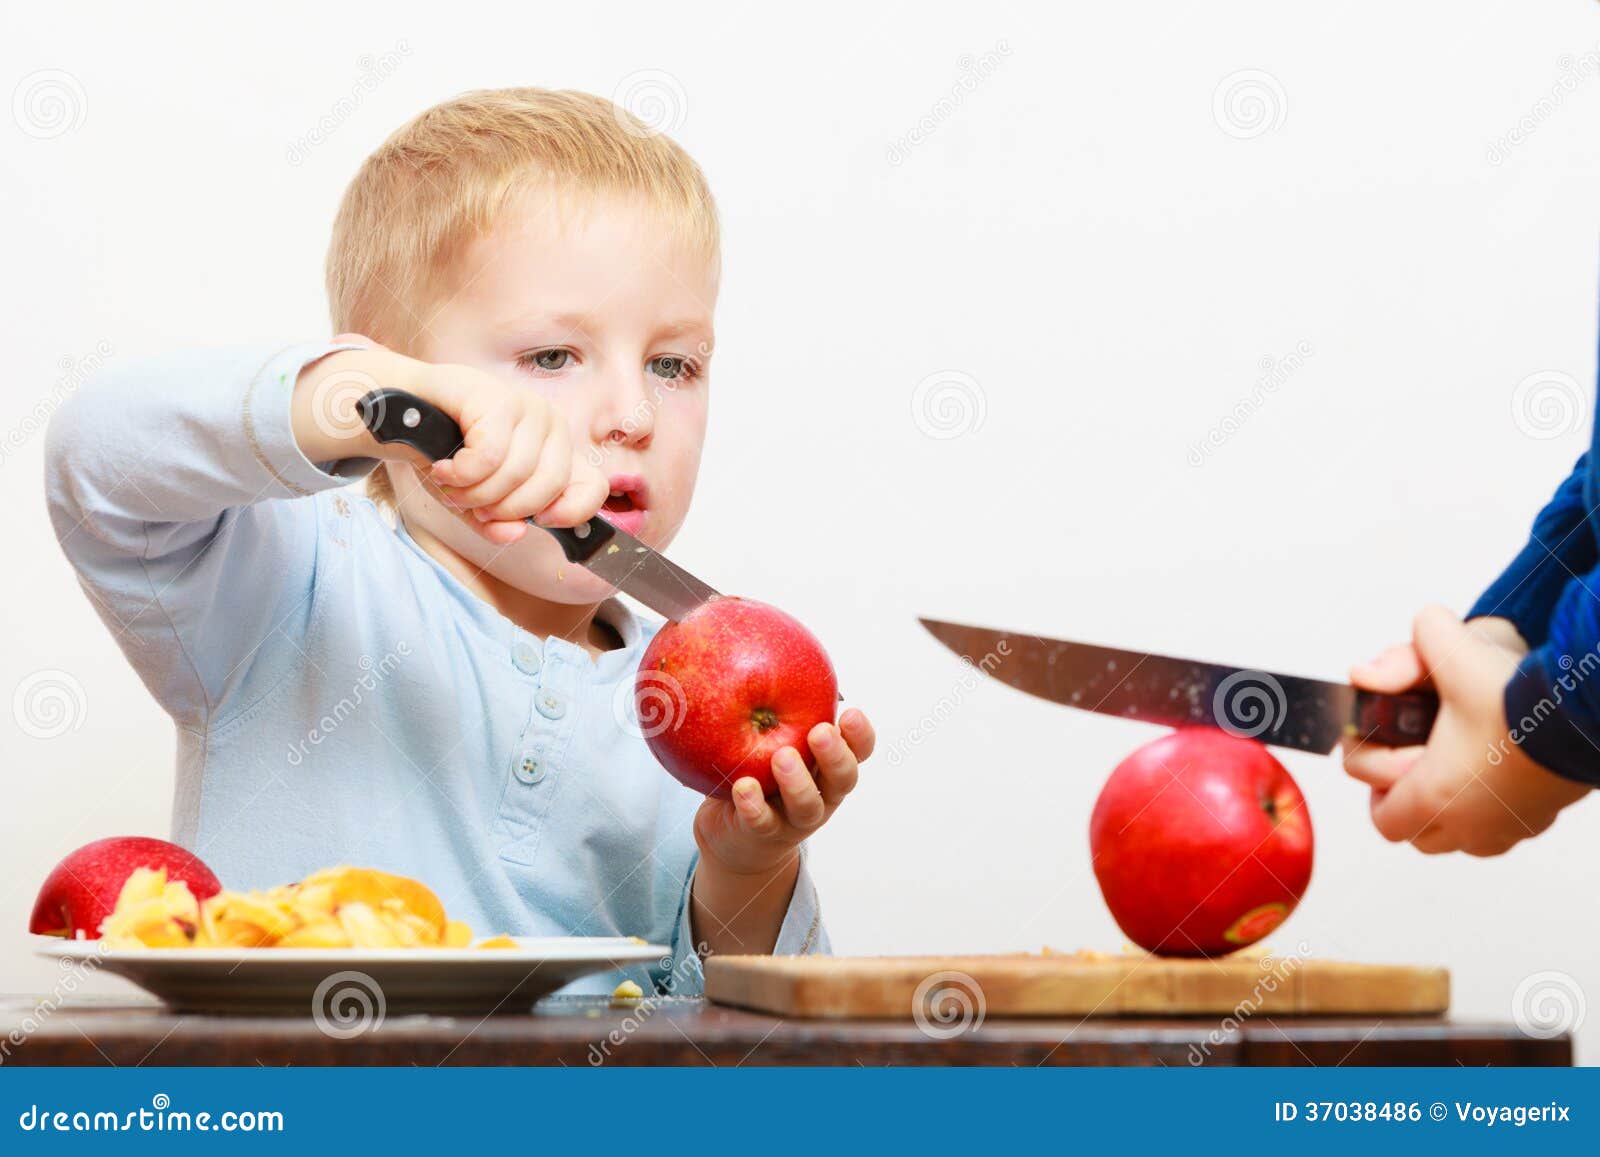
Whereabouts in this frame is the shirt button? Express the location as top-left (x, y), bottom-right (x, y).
top-left (536, 691), bottom-right (566, 720)
top-left (512, 752), bottom-right (545, 785)
top-left (513, 640), bottom-right (542, 676)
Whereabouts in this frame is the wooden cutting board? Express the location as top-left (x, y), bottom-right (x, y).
top-left (704, 952), bottom-right (1449, 1019)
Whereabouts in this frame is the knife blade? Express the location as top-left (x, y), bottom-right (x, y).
top-left (918, 618), bottom-right (1437, 753)
top-left (358, 388), bottom-right (719, 622)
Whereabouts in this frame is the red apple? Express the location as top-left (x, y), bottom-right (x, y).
top-left (637, 597), bottom-right (838, 798)
top-left (29, 836), bottom-right (222, 939)
top-left (1090, 728), bottom-right (1313, 956)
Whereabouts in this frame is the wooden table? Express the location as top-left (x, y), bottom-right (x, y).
top-left (0, 997), bottom-right (1571, 1066)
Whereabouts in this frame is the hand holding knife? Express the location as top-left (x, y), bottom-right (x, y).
top-left (357, 388), bottom-right (719, 622)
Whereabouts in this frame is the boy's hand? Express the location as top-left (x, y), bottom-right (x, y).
top-left (412, 356), bottom-right (608, 544)
top-left (692, 709), bottom-right (874, 876)
top-left (293, 338), bottom-right (607, 544)
top-left (1342, 607), bottom-right (1589, 856)
top-left (688, 709), bottom-right (873, 957)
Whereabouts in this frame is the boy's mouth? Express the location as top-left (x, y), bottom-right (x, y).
top-left (598, 474), bottom-right (647, 536)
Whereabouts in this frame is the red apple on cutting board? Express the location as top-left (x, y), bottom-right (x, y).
top-left (637, 597), bottom-right (838, 798)
top-left (29, 837), bottom-right (221, 939)
top-left (1090, 728), bottom-right (1313, 956)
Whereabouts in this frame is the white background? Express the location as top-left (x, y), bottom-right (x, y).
top-left (4, 0), bottom-right (1599, 1062)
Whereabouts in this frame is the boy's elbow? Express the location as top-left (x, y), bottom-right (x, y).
top-left (44, 380), bottom-right (92, 525)
top-left (43, 365), bottom-right (139, 544)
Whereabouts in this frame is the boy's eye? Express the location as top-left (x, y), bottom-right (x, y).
top-left (648, 355), bottom-right (694, 380)
top-left (518, 348), bottom-right (571, 373)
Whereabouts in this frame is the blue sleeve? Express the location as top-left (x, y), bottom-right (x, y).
top-left (44, 342), bottom-right (371, 730)
top-left (661, 847), bottom-right (830, 996)
top-left (1502, 562), bottom-right (1600, 787)
top-left (1467, 454), bottom-right (1595, 648)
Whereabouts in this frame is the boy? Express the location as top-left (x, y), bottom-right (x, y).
top-left (1343, 418), bottom-right (1597, 855)
top-left (45, 88), bottom-right (874, 992)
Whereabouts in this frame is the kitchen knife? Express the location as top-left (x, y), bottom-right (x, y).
top-left (918, 618), bottom-right (1438, 753)
top-left (357, 388), bottom-right (719, 622)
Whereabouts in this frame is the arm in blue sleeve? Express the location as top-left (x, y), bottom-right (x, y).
top-left (44, 342), bottom-right (370, 730)
top-left (1503, 560), bottom-right (1600, 786)
top-left (1467, 454), bottom-right (1595, 647)
top-left (660, 847), bottom-right (830, 996)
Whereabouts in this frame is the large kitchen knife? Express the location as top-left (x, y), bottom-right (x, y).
top-left (358, 388), bottom-right (719, 622)
top-left (918, 618), bottom-right (1438, 753)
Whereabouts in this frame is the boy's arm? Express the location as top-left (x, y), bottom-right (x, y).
top-left (1466, 453), bottom-right (1595, 647)
top-left (663, 847), bottom-right (829, 994)
top-left (45, 341), bottom-right (386, 728)
top-left (659, 712), bottom-right (871, 990)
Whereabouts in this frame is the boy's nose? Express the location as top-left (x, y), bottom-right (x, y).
top-left (589, 372), bottom-right (656, 449)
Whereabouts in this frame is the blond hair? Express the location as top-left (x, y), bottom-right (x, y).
top-left (325, 87), bottom-right (719, 504)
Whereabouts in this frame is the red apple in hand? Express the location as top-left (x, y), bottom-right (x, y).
top-left (29, 837), bottom-right (222, 939)
top-left (637, 597), bottom-right (838, 798)
top-left (1090, 728), bottom-right (1313, 956)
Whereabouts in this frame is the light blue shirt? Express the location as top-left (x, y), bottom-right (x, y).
top-left (44, 341), bottom-right (828, 993)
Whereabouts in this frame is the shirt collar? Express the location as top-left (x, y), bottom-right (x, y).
top-left (390, 512), bottom-right (649, 673)
top-left (574, 598), bottom-right (649, 679)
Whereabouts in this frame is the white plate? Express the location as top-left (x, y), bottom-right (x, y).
top-left (37, 936), bottom-right (669, 1015)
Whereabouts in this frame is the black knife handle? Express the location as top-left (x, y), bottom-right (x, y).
top-left (545, 516), bottom-right (617, 564)
top-left (356, 388), bottom-right (617, 563)
top-left (1352, 688), bottom-right (1439, 747)
top-left (358, 388), bottom-right (464, 461)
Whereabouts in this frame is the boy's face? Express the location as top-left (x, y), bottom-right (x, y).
top-left (392, 188), bottom-right (715, 608)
